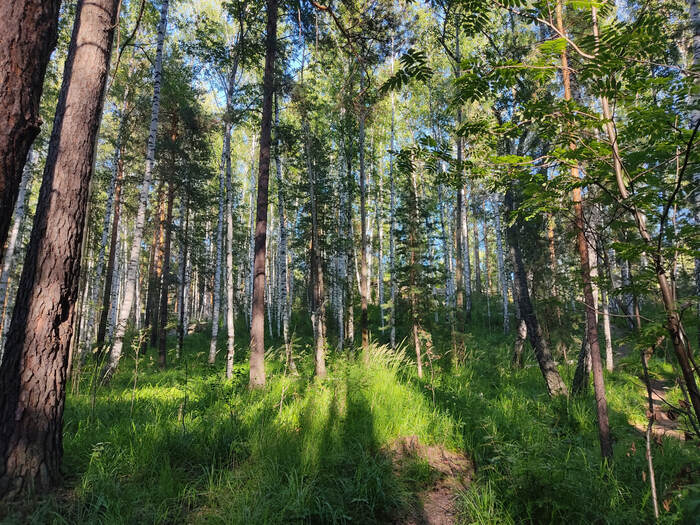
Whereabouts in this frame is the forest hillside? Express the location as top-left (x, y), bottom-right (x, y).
top-left (0, 0), bottom-right (699, 523)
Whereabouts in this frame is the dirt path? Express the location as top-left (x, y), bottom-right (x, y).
top-left (631, 377), bottom-right (688, 441)
top-left (388, 435), bottom-right (472, 525)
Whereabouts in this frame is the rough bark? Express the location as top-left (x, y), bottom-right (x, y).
top-left (249, 0), bottom-right (277, 388)
top-left (0, 0), bottom-right (119, 497)
top-left (106, 0), bottom-right (169, 379)
top-left (0, 0), bottom-right (61, 265)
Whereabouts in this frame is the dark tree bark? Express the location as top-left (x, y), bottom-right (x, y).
top-left (158, 183), bottom-right (175, 369)
top-left (0, 0), bottom-right (119, 498)
top-left (0, 0), bottom-right (62, 265)
top-left (96, 159), bottom-right (124, 346)
top-left (504, 189), bottom-right (568, 397)
top-left (249, 0), bottom-right (277, 388)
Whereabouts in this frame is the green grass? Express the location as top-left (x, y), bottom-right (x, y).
top-left (2, 320), bottom-right (699, 524)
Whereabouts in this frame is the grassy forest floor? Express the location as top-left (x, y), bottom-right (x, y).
top-left (2, 316), bottom-right (700, 524)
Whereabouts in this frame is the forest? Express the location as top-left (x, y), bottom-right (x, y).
top-left (0, 0), bottom-right (699, 522)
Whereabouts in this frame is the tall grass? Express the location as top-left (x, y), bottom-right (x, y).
top-left (3, 323), bottom-right (699, 524)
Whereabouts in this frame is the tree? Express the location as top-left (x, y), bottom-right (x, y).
top-left (106, 0), bottom-right (170, 379)
top-left (249, 0), bottom-right (278, 389)
top-left (0, 0), bottom-right (120, 496)
top-left (0, 0), bottom-right (61, 266)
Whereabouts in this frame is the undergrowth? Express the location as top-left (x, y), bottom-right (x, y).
top-left (2, 321), bottom-right (699, 524)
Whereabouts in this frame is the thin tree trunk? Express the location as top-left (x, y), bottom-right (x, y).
top-left (177, 201), bottom-right (189, 358)
top-left (0, 0), bottom-right (61, 264)
top-left (96, 149), bottom-right (124, 346)
top-left (274, 96), bottom-right (295, 371)
top-left (224, 125), bottom-right (236, 379)
top-left (158, 183), bottom-right (175, 369)
top-left (208, 134), bottom-right (226, 364)
top-left (409, 166), bottom-right (423, 378)
top-left (249, 0), bottom-right (277, 388)
top-left (359, 112), bottom-right (369, 350)
top-left (493, 196), bottom-right (509, 333)
top-left (106, 0), bottom-right (169, 379)
top-left (0, 0), bottom-right (119, 496)
top-left (505, 189), bottom-right (568, 397)
top-left (0, 150), bottom-right (34, 359)
top-left (389, 46), bottom-right (397, 350)
top-left (472, 217), bottom-right (481, 295)
top-left (376, 163), bottom-right (385, 332)
top-left (557, 0), bottom-right (612, 460)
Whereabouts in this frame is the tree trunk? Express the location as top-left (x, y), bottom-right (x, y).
top-left (96, 150), bottom-right (124, 347)
top-left (359, 113), bottom-right (369, 350)
top-left (106, 0), bottom-right (169, 379)
top-left (249, 0), bottom-right (277, 388)
top-left (389, 88), bottom-right (397, 349)
top-left (158, 183), bottom-right (175, 369)
top-left (505, 189), bottom-right (568, 397)
top-left (150, 183), bottom-right (166, 347)
top-left (224, 124), bottom-right (236, 379)
top-left (0, 150), bottom-right (34, 359)
top-left (177, 200), bottom-right (189, 358)
top-left (0, 0), bottom-right (119, 497)
top-left (557, 0), bottom-right (612, 460)
top-left (274, 97), bottom-right (295, 371)
top-left (493, 196), bottom-right (509, 333)
top-left (472, 217), bottom-right (481, 295)
top-left (409, 167), bottom-right (423, 378)
top-left (304, 119), bottom-right (327, 377)
top-left (0, 0), bottom-right (61, 265)
top-left (689, 0), bottom-right (700, 348)
top-left (208, 146), bottom-right (229, 367)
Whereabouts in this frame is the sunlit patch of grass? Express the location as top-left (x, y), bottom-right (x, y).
top-left (6, 320), bottom-right (699, 524)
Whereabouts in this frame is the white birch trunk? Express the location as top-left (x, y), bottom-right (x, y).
top-left (208, 130), bottom-right (226, 364)
top-left (107, 0), bottom-right (169, 377)
top-left (224, 124), bottom-right (236, 378)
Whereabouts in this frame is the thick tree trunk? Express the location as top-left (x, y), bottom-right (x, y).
top-left (505, 189), bottom-right (568, 397)
top-left (249, 0), bottom-right (277, 388)
top-left (106, 0), bottom-right (169, 379)
top-left (158, 183), bottom-right (175, 369)
top-left (0, 0), bottom-right (119, 497)
top-left (0, 0), bottom-right (61, 265)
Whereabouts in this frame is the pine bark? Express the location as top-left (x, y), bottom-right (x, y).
top-left (0, 0), bottom-right (119, 497)
top-left (106, 0), bottom-right (169, 379)
top-left (249, 0), bottom-right (277, 388)
top-left (0, 0), bottom-right (61, 265)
